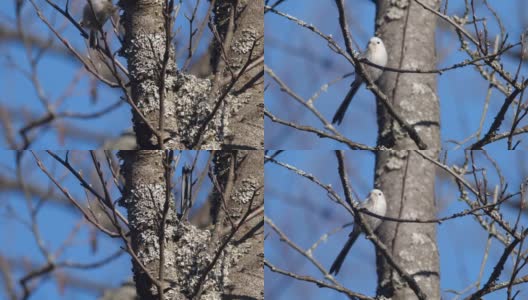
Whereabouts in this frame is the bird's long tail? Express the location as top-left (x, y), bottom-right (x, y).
top-left (332, 79), bottom-right (362, 125)
top-left (329, 228), bottom-right (361, 275)
top-left (89, 30), bottom-right (97, 48)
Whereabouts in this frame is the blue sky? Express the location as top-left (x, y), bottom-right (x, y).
top-left (2, 0), bottom-right (528, 299)
top-left (0, 1), bottom-right (211, 149)
top-left (264, 150), bottom-right (528, 299)
top-left (0, 150), bottom-right (213, 299)
top-left (264, 0), bottom-right (528, 150)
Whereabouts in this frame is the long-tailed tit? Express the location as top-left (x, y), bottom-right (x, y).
top-left (180, 164), bottom-right (193, 219)
top-left (332, 37), bottom-right (388, 125)
top-left (81, 0), bottom-right (116, 48)
top-left (329, 189), bottom-right (387, 275)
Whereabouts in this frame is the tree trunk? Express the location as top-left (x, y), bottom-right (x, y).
top-left (374, 0), bottom-right (441, 299)
top-left (120, 0), bottom-right (263, 150)
top-left (211, 150), bottom-right (264, 299)
top-left (120, 0), bottom-right (179, 149)
top-left (375, 0), bottom-right (440, 150)
top-left (118, 150), bottom-right (263, 299)
top-left (119, 151), bottom-right (178, 299)
top-left (210, 0), bottom-right (264, 150)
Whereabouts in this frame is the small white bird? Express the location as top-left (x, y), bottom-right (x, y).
top-left (332, 37), bottom-right (388, 125)
top-left (81, 0), bottom-right (116, 48)
top-left (329, 189), bottom-right (387, 275)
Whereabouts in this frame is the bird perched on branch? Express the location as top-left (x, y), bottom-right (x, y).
top-left (329, 189), bottom-right (387, 275)
top-left (81, 0), bottom-right (117, 48)
top-left (332, 37), bottom-right (388, 125)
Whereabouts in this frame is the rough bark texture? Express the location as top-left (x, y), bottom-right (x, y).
top-left (211, 150), bottom-right (264, 299)
top-left (211, 0), bottom-right (264, 150)
top-left (120, 0), bottom-right (179, 149)
top-left (117, 150), bottom-right (263, 299)
top-left (374, 0), bottom-right (441, 299)
top-left (118, 151), bottom-right (179, 299)
top-left (375, 0), bottom-right (440, 150)
top-left (119, 0), bottom-right (263, 150)
top-left (374, 151), bottom-right (440, 299)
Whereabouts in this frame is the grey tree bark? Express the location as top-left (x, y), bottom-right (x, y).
top-left (375, 0), bottom-right (440, 150)
top-left (374, 0), bottom-right (441, 299)
top-left (209, 150), bottom-right (264, 299)
top-left (118, 151), bottom-right (179, 300)
top-left (120, 0), bottom-right (179, 149)
top-left (118, 150), bottom-right (263, 300)
top-left (211, 0), bottom-right (264, 150)
top-left (119, 0), bottom-right (263, 150)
